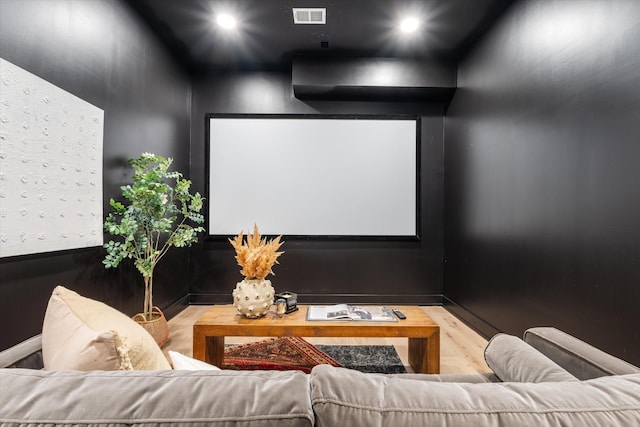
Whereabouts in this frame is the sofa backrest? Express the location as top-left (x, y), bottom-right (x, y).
top-left (310, 365), bottom-right (640, 427)
top-left (524, 327), bottom-right (640, 380)
top-left (0, 368), bottom-right (314, 427)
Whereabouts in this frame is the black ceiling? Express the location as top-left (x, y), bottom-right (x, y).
top-left (129, 0), bottom-right (513, 73)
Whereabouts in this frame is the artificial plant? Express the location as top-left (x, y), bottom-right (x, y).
top-left (103, 153), bottom-right (205, 320)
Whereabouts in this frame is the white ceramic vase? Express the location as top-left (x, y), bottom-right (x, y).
top-left (232, 279), bottom-right (275, 318)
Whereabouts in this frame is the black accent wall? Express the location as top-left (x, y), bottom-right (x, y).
top-left (444, 0), bottom-right (640, 365)
top-left (0, 0), bottom-right (191, 351)
top-left (189, 71), bottom-right (445, 305)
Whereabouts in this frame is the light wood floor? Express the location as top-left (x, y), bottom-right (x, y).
top-left (164, 305), bottom-right (491, 374)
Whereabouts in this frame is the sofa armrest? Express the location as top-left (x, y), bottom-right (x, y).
top-left (0, 335), bottom-right (42, 369)
top-left (484, 334), bottom-right (577, 383)
top-left (524, 327), bottom-right (640, 380)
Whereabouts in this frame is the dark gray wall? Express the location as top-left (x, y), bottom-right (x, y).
top-left (444, 0), bottom-right (640, 365)
top-left (0, 0), bottom-right (191, 351)
top-left (190, 71), bottom-right (445, 304)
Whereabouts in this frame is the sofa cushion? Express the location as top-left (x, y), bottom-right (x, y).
top-left (484, 333), bottom-right (577, 382)
top-left (42, 285), bottom-right (170, 371)
top-left (524, 327), bottom-right (640, 380)
top-left (0, 368), bottom-right (314, 427)
top-left (310, 365), bottom-right (640, 427)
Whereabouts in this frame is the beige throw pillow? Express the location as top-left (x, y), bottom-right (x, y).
top-left (42, 285), bottom-right (171, 371)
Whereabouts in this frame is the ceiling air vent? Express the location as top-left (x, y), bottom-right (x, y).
top-left (293, 8), bottom-right (326, 25)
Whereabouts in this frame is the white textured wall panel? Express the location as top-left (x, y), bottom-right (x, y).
top-left (0, 58), bottom-right (103, 257)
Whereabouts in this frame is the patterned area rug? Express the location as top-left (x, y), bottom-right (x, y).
top-left (223, 337), bottom-right (342, 373)
top-left (223, 337), bottom-right (406, 374)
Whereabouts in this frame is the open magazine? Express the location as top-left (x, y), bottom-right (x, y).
top-left (306, 304), bottom-right (397, 322)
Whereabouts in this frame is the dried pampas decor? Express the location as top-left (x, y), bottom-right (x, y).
top-left (229, 224), bottom-right (284, 280)
top-left (229, 225), bottom-right (284, 318)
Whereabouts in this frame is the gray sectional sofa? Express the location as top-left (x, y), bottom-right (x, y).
top-left (1, 327), bottom-right (639, 426)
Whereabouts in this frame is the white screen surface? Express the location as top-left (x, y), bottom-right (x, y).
top-left (208, 116), bottom-right (417, 237)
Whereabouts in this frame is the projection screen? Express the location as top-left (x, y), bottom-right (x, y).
top-left (207, 114), bottom-right (419, 239)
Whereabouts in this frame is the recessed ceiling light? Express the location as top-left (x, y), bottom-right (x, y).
top-left (399, 17), bottom-right (420, 33)
top-left (216, 13), bottom-right (236, 29)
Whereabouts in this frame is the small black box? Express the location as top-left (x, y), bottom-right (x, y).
top-left (274, 291), bottom-right (298, 314)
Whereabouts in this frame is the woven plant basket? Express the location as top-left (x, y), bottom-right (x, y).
top-left (132, 306), bottom-right (169, 348)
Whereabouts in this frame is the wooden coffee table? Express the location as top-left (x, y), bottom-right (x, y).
top-left (193, 305), bottom-right (440, 374)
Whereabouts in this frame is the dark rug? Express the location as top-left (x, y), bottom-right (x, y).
top-left (317, 344), bottom-right (407, 374)
top-left (223, 337), bottom-right (406, 374)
